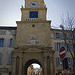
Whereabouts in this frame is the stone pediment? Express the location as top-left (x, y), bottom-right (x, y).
top-left (12, 45), bottom-right (54, 53)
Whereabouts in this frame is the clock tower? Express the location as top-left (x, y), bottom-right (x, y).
top-left (21, 0), bottom-right (47, 21)
top-left (15, 0), bottom-right (51, 47)
top-left (12, 0), bottom-right (55, 75)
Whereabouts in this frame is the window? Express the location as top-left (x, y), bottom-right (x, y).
top-left (54, 32), bottom-right (64, 39)
top-left (57, 43), bottom-right (61, 51)
top-left (67, 44), bottom-right (74, 51)
top-left (0, 38), bottom-right (4, 47)
top-left (1, 30), bottom-right (6, 35)
top-left (8, 54), bottom-right (12, 65)
top-left (11, 30), bottom-right (16, 35)
top-left (0, 53), bottom-right (2, 64)
top-left (66, 33), bottom-right (72, 39)
top-left (7, 39), bottom-right (10, 47)
top-left (56, 57), bottom-right (62, 67)
top-left (55, 42), bottom-right (65, 51)
top-left (56, 33), bottom-right (60, 38)
top-left (10, 39), bottom-right (13, 47)
top-left (67, 58), bottom-right (73, 67)
top-left (10, 39), bottom-right (15, 47)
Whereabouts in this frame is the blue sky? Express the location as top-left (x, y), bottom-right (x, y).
top-left (0, 0), bottom-right (75, 27)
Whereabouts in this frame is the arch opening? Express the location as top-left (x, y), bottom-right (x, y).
top-left (24, 59), bottom-right (43, 75)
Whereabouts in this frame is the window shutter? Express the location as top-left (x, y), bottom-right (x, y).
top-left (56, 57), bottom-right (62, 67)
top-left (0, 53), bottom-right (2, 64)
top-left (4, 39), bottom-right (6, 47)
top-left (69, 44), bottom-right (72, 51)
top-left (55, 43), bottom-right (57, 51)
top-left (11, 30), bottom-right (16, 35)
top-left (70, 58), bottom-right (73, 67)
top-left (8, 54), bottom-right (12, 64)
top-left (66, 33), bottom-right (69, 39)
top-left (12, 39), bottom-right (15, 47)
top-left (71, 44), bottom-right (74, 51)
top-left (68, 44), bottom-right (74, 51)
top-left (60, 43), bottom-right (64, 48)
top-left (60, 58), bottom-right (63, 67)
top-left (64, 43), bottom-right (67, 51)
top-left (0, 40), bottom-right (1, 47)
top-left (67, 58), bottom-right (70, 66)
top-left (67, 44), bottom-right (69, 51)
top-left (58, 33), bottom-right (61, 39)
top-left (60, 33), bottom-right (64, 39)
top-left (1, 30), bottom-right (6, 35)
top-left (54, 32), bottom-right (56, 38)
top-left (10, 39), bottom-right (13, 47)
top-left (58, 58), bottom-right (60, 66)
top-left (7, 39), bottom-right (10, 47)
top-left (2, 39), bottom-right (4, 47)
top-left (57, 43), bottom-right (61, 51)
top-left (2, 39), bottom-right (3, 47)
top-left (69, 33), bottom-right (72, 39)
top-left (66, 33), bottom-right (72, 39)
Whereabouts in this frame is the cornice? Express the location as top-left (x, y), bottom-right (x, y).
top-left (14, 45), bottom-right (52, 50)
top-left (21, 8), bottom-right (47, 10)
top-left (12, 45), bottom-right (54, 53)
top-left (16, 20), bottom-right (51, 24)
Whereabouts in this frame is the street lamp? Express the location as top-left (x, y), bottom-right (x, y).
top-left (60, 25), bottom-right (64, 30)
top-left (60, 25), bottom-right (67, 48)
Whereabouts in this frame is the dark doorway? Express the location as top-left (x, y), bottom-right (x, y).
top-left (9, 72), bottom-right (12, 75)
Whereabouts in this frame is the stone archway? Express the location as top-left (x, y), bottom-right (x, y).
top-left (12, 45), bottom-right (55, 75)
top-left (24, 59), bottom-right (43, 75)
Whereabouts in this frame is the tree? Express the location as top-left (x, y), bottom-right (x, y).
top-left (60, 13), bottom-right (75, 75)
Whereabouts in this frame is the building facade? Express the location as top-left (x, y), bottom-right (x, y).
top-left (0, 27), bottom-right (16, 75)
top-left (0, 0), bottom-right (75, 75)
top-left (50, 29), bottom-right (74, 75)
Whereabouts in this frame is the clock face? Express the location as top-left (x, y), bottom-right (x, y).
top-left (30, 2), bottom-right (38, 7)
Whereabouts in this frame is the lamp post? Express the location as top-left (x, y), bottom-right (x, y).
top-left (60, 25), bottom-right (75, 75)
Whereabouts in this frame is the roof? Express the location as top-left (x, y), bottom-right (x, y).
top-left (50, 28), bottom-right (75, 32)
top-left (0, 26), bottom-right (17, 30)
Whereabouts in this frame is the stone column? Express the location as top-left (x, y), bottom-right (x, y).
top-left (44, 56), bottom-right (47, 75)
top-left (12, 57), bottom-right (16, 75)
top-left (52, 57), bottom-right (55, 75)
top-left (50, 56), bottom-right (55, 75)
top-left (19, 57), bottom-right (23, 75)
top-left (47, 56), bottom-right (51, 75)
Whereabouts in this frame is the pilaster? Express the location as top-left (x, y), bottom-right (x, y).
top-left (44, 56), bottom-right (47, 75)
top-left (50, 56), bottom-right (55, 75)
top-left (47, 56), bottom-right (51, 75)
top-left (19, 57), bottom-right (23, 75)
top-left (12, 57), bottom-right (16, 75)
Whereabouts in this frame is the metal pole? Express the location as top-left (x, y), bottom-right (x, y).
top-left (73, 43), bottom-right (75, 75)
top-left (72, 31), bottom-right (75, 75)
